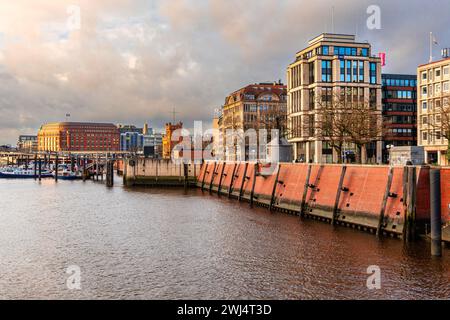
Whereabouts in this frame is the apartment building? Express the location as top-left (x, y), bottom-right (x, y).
top-left (417, 57), bottom-right (450, 165)
top-left (287, 33), bottom-right (382, 163)
top-left (219, 82), bottom-right (287, 161)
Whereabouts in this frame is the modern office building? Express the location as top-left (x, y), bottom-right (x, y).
top-left (120, 132), bottom-right (144, 152)
top-left (17, 135), bottom-right (38, 152)
top-left (38, 122), bottom-right (120, 152)
top-left (117, 124), bottom-right (144, 135)
top-left (286, 33), bottom-right (382, 163)
top-left (143, 131), bottom-right (163, 158)
top-left (381, 74), bottom-right (418, 162)
top-left (218, 82), bottom-right (287, 160)
top-left (417, 57), bottom-right (450, 165)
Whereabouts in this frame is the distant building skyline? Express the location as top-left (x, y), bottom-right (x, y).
top-left (0, 1), bottom-right (449, 145)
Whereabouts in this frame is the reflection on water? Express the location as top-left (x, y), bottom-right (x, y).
top-left (0, 177), bottom-right (449, 299)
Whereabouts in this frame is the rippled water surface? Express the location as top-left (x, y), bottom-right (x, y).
top-left (0, 177), bottom-right (449, 299)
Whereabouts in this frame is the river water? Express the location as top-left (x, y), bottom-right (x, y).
top-left (0, 176), bottom-right (448, 300)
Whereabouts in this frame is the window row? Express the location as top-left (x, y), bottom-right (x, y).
top-left (382, 78), bottom-right (417, 87)
top-left (382, 90), bottom-right (416, 100)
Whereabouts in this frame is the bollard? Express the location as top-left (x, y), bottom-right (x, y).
top-left (38, 158), bottom-right (42, 181)
top-left (404, 166), bottom-right (417, 242)
top-left (183, 163), bottom-right (189, 190)
top-left (430, 169), bottom-right (442, 257)
top-left (34, 154), bottom-right (38, 179)
top-left (82, 156), bottom-right (86, 182)
top-left (55, 155), bottom-right (59, 182)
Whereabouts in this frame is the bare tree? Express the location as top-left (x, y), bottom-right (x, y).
top-left (315, 94), bottom-right (349, 163)
top-left (315, 90), bottom-right (384, 164)
top-left (429, 93), bottom-right (450, 162)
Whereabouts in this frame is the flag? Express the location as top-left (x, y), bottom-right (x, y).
top-left (433, 35), bottom-right (438, 45)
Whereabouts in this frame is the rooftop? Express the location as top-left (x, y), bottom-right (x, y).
top-left (308, 33), bottom-right (356, 46)
top-left (418, 57), bottom-right (450, 68)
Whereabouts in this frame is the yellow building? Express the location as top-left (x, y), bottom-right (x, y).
top-left (417, 57), bottom-right (450, 165)
top-left (162, 122), bottom-right (183, 159)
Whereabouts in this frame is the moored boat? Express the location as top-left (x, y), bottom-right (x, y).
top-left (0, 167), bottom-right (53, 179)
top-left (53, 165), bottom-right (82, 180)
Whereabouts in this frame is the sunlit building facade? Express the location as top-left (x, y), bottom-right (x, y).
top-left (417, 57), bottom-right (450, 165)
top-left (287, 33), bottom-right (382, 163)
top-left (38, 122), bottom-right (120, 152)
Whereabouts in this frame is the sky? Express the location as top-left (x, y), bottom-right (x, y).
top-left (0, 0), bottom-right (449, 144)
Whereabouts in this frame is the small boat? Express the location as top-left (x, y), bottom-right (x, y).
top-left (0, 167), bottom-right (53, 179)
top-left (54, 165), bottom-right (82, 181)
top-left (55, 170), bottom-right (82, 180)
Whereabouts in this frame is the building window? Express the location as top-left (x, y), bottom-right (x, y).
top-left (321, 88), bottom-right (332, 107)
top-left (436, 131), bottom-right (441, 140)
top-left (361, 48), bottom-right (368, 57)
top-left (436, 68), bottom-right (441, 78)
top-left (435, 83), bottom-right (441, 94)
top-left (422, 132), bottom-right (428, 141)
top-left (321, 60), bottom-right (332, 82)
top-left (421, 86), bottom-right (427, 96)
top-left (322, 46), bottom-right (329, 55)
top-left (352, 61), bottom-right (358, 82)
top-left (309, 89), bottom-right (315, 110)
top-left (370, 89), bottom-right (377, 109)
top-left (422, 101), bottom-right (427, 109)
top-left (443, 82), bottom-right (449, 92)
top-left (346, 61), bottom-right (351, 82)
top-left (370, 63), bottom-right (377, 84)
top-left (422, 72), bottom-right (427, 81)
top-left (444, 66), bottom-right (449, 76)
top-left (340, 60), bottom-right (345, 82)
top-left (359, 61), bottom-right (364, 82)
top-left (422, 116), bottom-right (428, 125)
top-left (309, 62), bottom-right (315, 83)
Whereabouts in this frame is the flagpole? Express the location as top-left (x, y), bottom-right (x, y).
top-left (430, 32), bottom-right (433, 63)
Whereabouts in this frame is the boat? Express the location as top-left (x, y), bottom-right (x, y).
top-left (53, 165), bottom-right (82, 181)
top-left (0, 167), bottom-right (53, 179)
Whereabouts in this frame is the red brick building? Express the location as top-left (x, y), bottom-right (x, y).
top-left (38, 122), bottom-right (120, 152)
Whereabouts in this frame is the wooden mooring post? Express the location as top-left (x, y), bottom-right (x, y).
top-left (430, 169), bottom-right (442, 257)
top-left (106, 160), bottom-right (114, 188)
top-left (38, 158), bottom-right (42, 181)
top-left (54, 154), bottom-right (59, 182)
top-left (34, 154), bottom-right (38, 180)
top-left (403, 166), bottom-right (417, 242)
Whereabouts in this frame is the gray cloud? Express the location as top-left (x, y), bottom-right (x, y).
top-left (0, 0), bottom-right (448, 144)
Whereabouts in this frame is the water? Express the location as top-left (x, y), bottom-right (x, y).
top-left (0, 176), bottom-right (449, 300)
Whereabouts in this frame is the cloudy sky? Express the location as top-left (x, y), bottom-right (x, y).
top-left (0, 0), bottom-right (448, 144)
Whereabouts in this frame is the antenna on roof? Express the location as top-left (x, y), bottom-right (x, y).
top-left (331, 6), bottom-right (335, 33)
top-left (168, 107), bottom-right (179, 123)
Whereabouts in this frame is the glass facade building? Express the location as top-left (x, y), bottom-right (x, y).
top-left (381, 74), bottom-right (418, 163)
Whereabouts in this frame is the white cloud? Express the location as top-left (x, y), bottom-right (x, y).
top-left (0, 0), bottom-right (449, 144)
